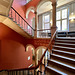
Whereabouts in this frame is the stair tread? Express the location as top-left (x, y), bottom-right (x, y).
top-left (53, 45), bottom-right (75, 50)
top-left (55, 42), bottom-right (75, 46)
top-left (48, 59), bottom-right (75, 70)
top-left (46, 66), bottom-right (67, 75)
top-left (56, 37), bottom-right (75, 39)
top-left (53, 49), bottom-right (75, 55)
top-left (52, 54), bottom-right (75, 62)
top-left (56, 40), bottom-right (75, 42)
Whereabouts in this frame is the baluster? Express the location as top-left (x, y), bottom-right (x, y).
top-left (11, 8), bottom-right (12, 18)
top-left (16, 71), bottom-right (17, 75)
top-left (18, 15), bottom-right (20, 24)
top-left (8, 72), bottom-right (9, 75)
top-left (19, 71), bottom-right (21, 75)
top-left (21, 19), bottom-right (23, 27)
top-left (23, 70), bottom-right (24, 75)
top-left (37, 70), bottom-right (39, 75)
top-left (12, 71), bottom-right (13, 75)
top-left (15, 12), bottom-right (16, 22)
top-left (44, 56), bottom-right (46, 74)
top-left (28, 70), bottom-right (29, 75)
top-left (47, 50), bottom-right (48, 66)
top-left (24, 22), bottom-right (25, 30)
top-left (40, 63), bottom-right (42, 75)
top-left (34, 70), bottom-right (36, 75)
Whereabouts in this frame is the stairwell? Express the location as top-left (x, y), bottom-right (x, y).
top-left (46, 37), bottom-right (75, 75)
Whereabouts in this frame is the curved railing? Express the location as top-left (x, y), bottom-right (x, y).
top-left (9, 7), bottom-right (34, 36)
top-left (0, 29), bottom-right (57, 75)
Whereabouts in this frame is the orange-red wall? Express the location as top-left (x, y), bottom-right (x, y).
top-left (12, 0), bottom-right (26, 19)
top-left (27, 11), bottom-right (35, 26)
top-left (0, 23), bottom-right (32, 70)
top-left (0, 40), bottom-right (32, 70)
top-left (25, 0), bottom-right (40, 26)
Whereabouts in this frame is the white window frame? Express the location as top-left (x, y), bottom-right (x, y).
top-left (56, 8), bottom-right (69, 32)
top-left (43, 13), bottom-right (50, 30)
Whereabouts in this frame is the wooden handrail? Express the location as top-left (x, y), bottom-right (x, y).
top-left (37, 29), bottom-right (51, 31)
top-left (5, 29), bottom-right (57, 72)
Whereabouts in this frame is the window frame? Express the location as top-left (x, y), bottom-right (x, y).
top-left (43, 13), bottom-right (50, 30)
top-left (56, 7), bottom-right (69, 32)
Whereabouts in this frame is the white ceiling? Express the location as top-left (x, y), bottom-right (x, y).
top-left (38, 0), bottom-right (74, 15)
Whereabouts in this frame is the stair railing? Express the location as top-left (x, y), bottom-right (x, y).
top-left (0, 29), bottom-right (57, 75)
top-left (9, 7), bottom-right (35, 36)
top-left (37, 29), bottom-right (51, 38)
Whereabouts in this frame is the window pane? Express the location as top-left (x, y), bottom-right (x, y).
top-left (62, 19), bottom-right (67, 30)
top-left (62, 9), bottom-right (67, 19)
top-left (44, 15), bottom-right (49, 22)
top-left (56, 11), bottom-right (61, 20)
top-left (56, 21), bottom-right (61, 30)
top-left (44, 23), bottom-right (50, 29)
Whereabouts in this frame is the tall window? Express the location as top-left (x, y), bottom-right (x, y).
top-left (56, 8), bottom-right (68, 31)
top-left (43, 14), bottom-right (50, 29)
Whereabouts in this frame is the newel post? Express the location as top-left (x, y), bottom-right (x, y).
top-left (51, 2), bottom-right (57, 37)
top-left (34, 10), bottom-right (38, 39)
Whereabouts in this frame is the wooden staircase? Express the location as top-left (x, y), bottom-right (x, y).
top-left (46, 38), bottom-right (75, 75)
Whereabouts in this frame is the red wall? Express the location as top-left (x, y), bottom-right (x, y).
top-left (25, 0), bottom-right (40, 11)
top-left (0, 40), bottom-right (32, 70)
top-left (12, 0), bottom-right (26, 19)
top-left (12, 0), bottom-right (40, 27)
top-left (25, 0), bottom-right (40, 25)
top-left (27, 11), bottom-right (35, 26)
top-left (0, 23), bottom-right (28, 46)
top-left (0, 23), bottom-right (32, 70)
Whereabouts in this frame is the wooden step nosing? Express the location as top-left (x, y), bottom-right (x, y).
top-left (56, 37), bottom-right (75, 40)
top-left (46, 66), bottom-right (67, 75)
top-left (55, 42), bottom-right (75, 46)
top-left (48, 59), bottom-right (75, 70)
top-left (53, 45), bottom-right (75, 50)
top-left (53, 50), bottom-right (75, 55)
top-left (52, 54), bottom-right (75, 62)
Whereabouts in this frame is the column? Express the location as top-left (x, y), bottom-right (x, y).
top-left (51, 2), bottom-right (57, 37)
top-left (34, 11), bottom-right (38, 39)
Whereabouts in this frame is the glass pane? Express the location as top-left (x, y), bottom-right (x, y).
top-left (44, 23), bottom-right (50, 29)
top-left (44, 15), bottom-right (50, 22)
top-left (62, 9), bottom-right (67, 19)
top-left (56, 21), bottom-right (61, 30)
top-left (56, 11), bottom-right (61, 20)
top-left (62, 19), bottom-right (67, 30)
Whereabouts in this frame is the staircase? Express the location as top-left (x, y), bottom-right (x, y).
top-left (46, 38), bottom-right (75, 75)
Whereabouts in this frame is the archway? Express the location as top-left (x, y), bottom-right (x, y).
top-left (26, 7), bottom-right (35, 19)
top-left (36, 46), bottom-right (50, 64)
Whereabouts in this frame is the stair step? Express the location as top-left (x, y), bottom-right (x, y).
top-left (52, 49), bottom-right (75, 59)
top-left (48, 59), bottom-right (75, 74)
top-left (55, 40), bottom-right (75, 44)
top-left (46, 66), bottom-right (67, 75)
top-left (56, 37), bottom-right (75, 40)
top-left (53, 45), bottom-right (75, 53)
top-left (51, 54), bottom-right (75, 67)
top-left (55, 42), bottom-right (75, 48)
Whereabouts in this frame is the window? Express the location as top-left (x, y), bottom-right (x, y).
top-left (56, 8), bottom-right (68, 31)
top-left (43, 14), bottom-right (50, 30)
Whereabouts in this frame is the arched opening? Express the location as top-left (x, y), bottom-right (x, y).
top-left (26, 7), bottom-right (35, 19)
top-left (36, 46), bottom-right (50, 64)
top-left (36, 0), bottom-right (52, 38)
